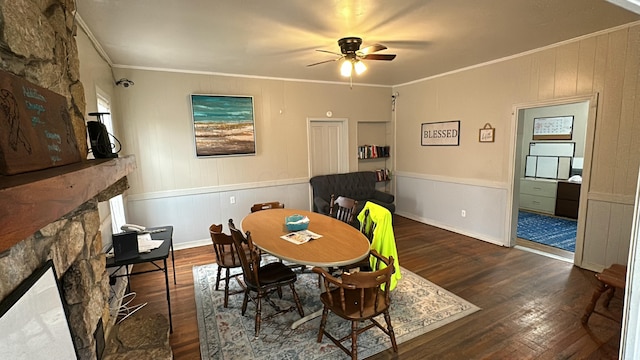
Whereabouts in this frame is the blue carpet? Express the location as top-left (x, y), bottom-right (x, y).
top-left (517, 210), bottom-right (576, 252)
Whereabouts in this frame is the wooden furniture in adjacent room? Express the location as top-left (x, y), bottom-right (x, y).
top-left (581, 264), bottom-right (627, 324)
top-left (555, 181), bottom-right (581, 219)
top-left (228, 220), bottom-right (305, 337)
top-left (519, 178), bottom-right (557, 215)
top-left (313, 249), bottom-right (398, 359)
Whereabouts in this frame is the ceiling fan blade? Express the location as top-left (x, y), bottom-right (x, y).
top-left (359, 44), bottom-right (387, 55)
top-left (306, 58), bottom-right (341, 67)
top-left (361, 53), bottom-right (396, 61)
top-left (316, 49), bottom-right (343, 56)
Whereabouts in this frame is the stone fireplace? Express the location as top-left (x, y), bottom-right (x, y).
top-left (0, 1), bottom-right (135, 359)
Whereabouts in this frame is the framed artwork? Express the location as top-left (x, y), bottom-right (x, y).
top-left (479, 123), bottom-right (495, 143)
top-left (0, 260), bottom-right (77, 359)
top-left (421, 120), bottom-right (460, 146)
top-left (532, 116), bottom-right (573, 140)
top-left (190, 94), bottom-right (256, 157)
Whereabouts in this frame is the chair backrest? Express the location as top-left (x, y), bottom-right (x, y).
top-left (359, 209), bottom-right (377, 242)
top-left (228, 219), bottom-right (261, 287)
top-left (318, 249), bottom-right (394, 317)
top-left (329, 194), bottom-right (358, 225)
top-left (251, 201), bottom-right (285, 213)
top-left (209, 224), bottom-right (238, 265)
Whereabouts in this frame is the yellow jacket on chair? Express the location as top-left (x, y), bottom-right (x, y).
top-left (357, 201), bottom-right (401, 290)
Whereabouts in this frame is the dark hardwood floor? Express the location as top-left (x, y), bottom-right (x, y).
top-left (128, 215), bottom-right (622, 359)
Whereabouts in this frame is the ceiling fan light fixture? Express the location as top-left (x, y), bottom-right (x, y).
top-left (354, 60), bottom-right (366, 75)
top-left (340, 59), bottom-right (353, 77)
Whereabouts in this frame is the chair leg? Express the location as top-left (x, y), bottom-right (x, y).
top-left (215, 266), bottom-right (222, 291)
top-left (603, 287), bottom-right (616, 308)
top-left (255, 293), bottom-right (262, 337)
top-left (582, 281), bottom-right (607, 324)
top-left (277, 286), bottom-right (283, 299)
top-left (241, 289), bottom-right (249, 315)
top-left (384, 310), bottom-right (398, 352)
top-left (317, 307), bottom-right (329, 342)
top-left (223, 268), bottom-right (231, 308)
top-left (289, 283), bottom-right (305, 317)
top-left (351, 321), bottom-right (358, 360)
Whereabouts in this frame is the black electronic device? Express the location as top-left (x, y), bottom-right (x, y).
top-left (87, 112), bottom-right (118, 158)
top-left (112, 231), bottom-right (139, 261)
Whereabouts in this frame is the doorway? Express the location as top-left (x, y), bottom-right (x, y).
top-left (509, 95), bottom-right (598, 265)
top-left (307, 118), bottom-right (349, 210)
top-left (307, 118), bottom-right (349, 177)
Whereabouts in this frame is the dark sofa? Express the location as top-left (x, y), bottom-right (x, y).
top-left (310, 171), bottom-right (395, 217)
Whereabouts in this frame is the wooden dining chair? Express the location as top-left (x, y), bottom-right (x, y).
top-left (312, 249), bottom-right (397, 359)
top-left (250, 201), bottom-right (285, 213)
top-left (340, 208), bottom-right (377, 272)
top-left (228, 219), bottom-right (305, 337)
top-left (209, 224), bottom-right (247, 308)
top-left (329, 194), bottom-right (358, 225)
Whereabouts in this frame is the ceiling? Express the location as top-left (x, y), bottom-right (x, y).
top-left (76, 0), bottom-right (640, 87)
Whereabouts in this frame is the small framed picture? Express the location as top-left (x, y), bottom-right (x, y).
top-left (479, 124), bottom-right (495, 143)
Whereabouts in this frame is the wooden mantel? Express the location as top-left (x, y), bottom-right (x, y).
top-left (0, 155), bottom-right (136, 253)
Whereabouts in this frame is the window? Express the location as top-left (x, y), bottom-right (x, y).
top-left (96, 94), bottom-right (127, 233)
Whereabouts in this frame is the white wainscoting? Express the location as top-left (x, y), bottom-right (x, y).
top-left (125, 178), bottom-right (311, 249)
top-left (395, 172), bottom-right (509, 246)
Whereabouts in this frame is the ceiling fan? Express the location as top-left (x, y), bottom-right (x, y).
top-left (307, 37), bottom-right (396, 78)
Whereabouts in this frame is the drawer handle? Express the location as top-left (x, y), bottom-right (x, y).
top-left (533, 187), bottom-right (542, 190)
top-left (532, 201), bottom-right (540, 204)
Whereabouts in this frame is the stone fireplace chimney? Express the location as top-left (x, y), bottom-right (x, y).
top-left (0, 1), bottom-right (134, 359)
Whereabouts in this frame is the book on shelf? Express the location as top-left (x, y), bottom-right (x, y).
top-left (358, 145), bottom-right (390, 159)
top-left (374, 168), bottom-right (391, 181)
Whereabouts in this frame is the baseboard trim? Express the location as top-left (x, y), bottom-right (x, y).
top-left (174, 238), bottom-right (211, 251)
top-left (395, 211), bottom-right (508, 247)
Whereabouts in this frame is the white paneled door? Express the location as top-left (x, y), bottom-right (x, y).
top-left (308, 119), bottom-right (348, 177)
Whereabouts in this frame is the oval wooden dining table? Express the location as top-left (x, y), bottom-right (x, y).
top-left (241, 208), bottom-right (370, 329)
top-left (241, 208), bottom-right (370, 268)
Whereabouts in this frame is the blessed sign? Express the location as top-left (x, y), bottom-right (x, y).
top-left (421, 121), bottom-right (460, 146)
top-left (0, 70), bottom-right (81, 175)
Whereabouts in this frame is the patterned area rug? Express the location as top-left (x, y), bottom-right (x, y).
top-left (517, 210), bottom-right (577, 252)
top-left (194, 261), bottom-right (480, 360)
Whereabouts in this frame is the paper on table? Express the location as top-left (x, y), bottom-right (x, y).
top-left (137, 233), bottom-right (164, 253)
top-left (280, 230), bottom-right (323, 245)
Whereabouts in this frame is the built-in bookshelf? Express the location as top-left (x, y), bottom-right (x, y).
top-left (357, 121), bottom-right (392, 191)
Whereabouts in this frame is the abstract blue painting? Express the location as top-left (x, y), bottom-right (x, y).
top-left (190, 94), bottom-right (256, 157)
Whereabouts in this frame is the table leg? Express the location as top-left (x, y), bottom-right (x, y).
top-left (163, 258), bottom-right (173, 333)
top-left (170, 240), bottom-right (176, 285)
top-left (291, 309), bottom-right (322, 329)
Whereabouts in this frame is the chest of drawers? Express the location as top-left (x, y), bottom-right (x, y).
top-left (555, 181), bottom-right (581, 219)
top-left (519, 179), bottom-right (557, 214)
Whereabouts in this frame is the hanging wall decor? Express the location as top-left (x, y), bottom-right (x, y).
top-left (532, 116), bottom-right (573, 140)
top-left (421, 120), bottom-right (460, 146)
top-left (479, 123), bottom-right (495, 142)
top-left (190, 94), bottom-right (256, 157)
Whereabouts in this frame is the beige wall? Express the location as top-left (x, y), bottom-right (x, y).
top-left (77, 27), bottom-right (120, 243)
top-left (394, 23), bottom-right (640, 269)
top-left (110, 68), bottom-right (392, 195)
top-left (77, 30), bottom-right (116, 121)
